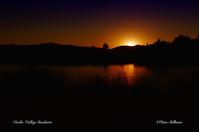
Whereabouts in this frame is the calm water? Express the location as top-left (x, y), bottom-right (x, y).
top-left (1, 64), bottom-right (199, 92)
top-left (51, 64), bottom-right (151, 88)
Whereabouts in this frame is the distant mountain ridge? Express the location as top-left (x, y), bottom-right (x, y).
top-left (0, 35), bottom-right (199, 66)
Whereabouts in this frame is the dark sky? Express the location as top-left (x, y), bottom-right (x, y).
top-left (0, 0), bottom-right (199, 47)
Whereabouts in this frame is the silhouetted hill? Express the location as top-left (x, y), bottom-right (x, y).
top-left (0, 35), bottom-right (199, 66)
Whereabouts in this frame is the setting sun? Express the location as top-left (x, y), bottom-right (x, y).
top-left (126, 41), bottom-right (137, 47)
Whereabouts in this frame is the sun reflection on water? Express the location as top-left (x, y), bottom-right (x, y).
top-left (51, 64), bottom-right (150, 87)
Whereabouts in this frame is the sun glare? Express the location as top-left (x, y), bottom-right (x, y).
top-left (126, 41), bottom-right (137, 47)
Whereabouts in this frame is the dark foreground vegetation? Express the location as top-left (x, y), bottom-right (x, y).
top-left (0, 35), bottom-right (199, 66)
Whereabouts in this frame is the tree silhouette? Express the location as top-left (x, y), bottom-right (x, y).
top-left (103, 43), bottom-right (109, 49)
top-left (172, 35), bottom-right (191, 47)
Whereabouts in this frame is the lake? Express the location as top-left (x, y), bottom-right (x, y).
top-left (1, 64), bottom-right (199, 130)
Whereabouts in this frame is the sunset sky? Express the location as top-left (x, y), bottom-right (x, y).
top-left (0, 0), bottom-right (199, 47)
